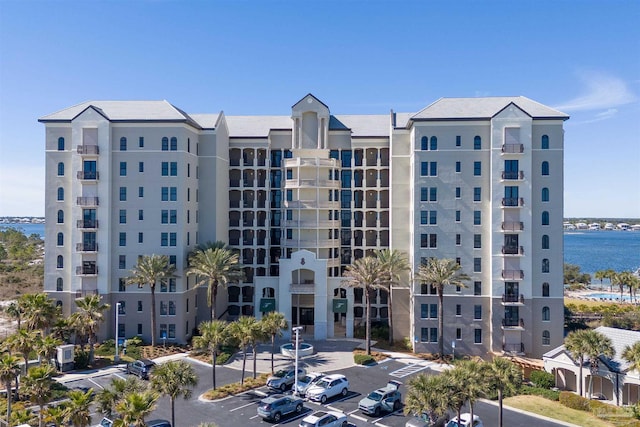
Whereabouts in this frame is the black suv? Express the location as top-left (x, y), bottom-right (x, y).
top-left (126, 358), bottom-right (156, 379)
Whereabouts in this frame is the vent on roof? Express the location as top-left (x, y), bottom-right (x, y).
top-left (390, 109), bottom-right (396, 127)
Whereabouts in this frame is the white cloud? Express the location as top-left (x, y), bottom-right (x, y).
top-left (555, 71), bottom-right (637, 112)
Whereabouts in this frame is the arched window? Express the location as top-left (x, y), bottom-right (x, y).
top-left (542, 234), bottom-right (550, 249)
top-left (56, 278), bottom-right (63, 291)
top-left (542, 161), bottom-right (549, 176)
top-left (56, 255), bottom-right (63, 269)
top-left (542, 282), bottom-right (550, 297)
top-left (162, 137), bottom-right (169, 151)
top-left (118, 302), bottom-right (126, 315)
top-left (57, 187), bottom-right (64, 201)
top-left (542, 258), bottom-right (550, 273)
top-left (120, 137), bottom-right (127, 151)
top-left (57, 137), bottom-right (65, 151)
top-left (170, 137), bottom-right (177, 151)
top-left (57, 232), bottom-right (63, 246)
top-left (542, 211), bottom-right (549, 225)
top-left (57, 162), bottom-right (64, 176)
top-left (542, 306), bottom-right (550, 321)
top-left (420, 136), bottom-right (428, 150)
top-left (56, 300), bottom-right (62, 308)
top-left (57, 210), bottom-right (64, 224)
top-left (542, 187), bottom-right (549, 202)
top-left (474, 136), bottom-right (481, 150)
top-left (541, 135), bottom-right (549, 149)
top-left (542, 330), bottom-right (551, 345)
top-left (430, 136), bottom-right (438, 150)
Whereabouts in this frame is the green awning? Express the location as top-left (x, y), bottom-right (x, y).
top-left (332, 298), bottom-right (348, 313)
top-left (259, 298), bottom-right (276, 313)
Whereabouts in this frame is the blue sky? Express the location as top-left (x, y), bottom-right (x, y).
top-left (1, 0), bottom-right (638, 218)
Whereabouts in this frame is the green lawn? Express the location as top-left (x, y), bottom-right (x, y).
top-left (504, 395), bottom-right (615, 427)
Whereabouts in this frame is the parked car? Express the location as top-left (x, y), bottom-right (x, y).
top-left (293, 372), bottom-right (325, 396)
top-left (146, 420), bottom-right (171, 427)
top-left (306, 374), bottom-right (349, 403)
top-left (406, 412), bottom-right (450, 427)
top-left (257, 393), bottom-right (304, 422)
top-left (126, 358), bottom-right (156, 379)
top-left (358, 380), bottom-right (402, 416)
top-left (299, 410), bottom-right (348, 427)
top-left (445, 413), bottom-right (483, 427)
top-left (266, 367), bottom-right (307, 391)
top-left (94, 418), bottom-right (112, 427)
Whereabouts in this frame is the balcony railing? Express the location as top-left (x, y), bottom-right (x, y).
top-left (501, 143), bottom-right (524, 153)
top-left (290, 283), bottom-right (315, 294)
top-left (502, 245), bottom-right (524, 255)
top-left (501, 171), bottom-right (525, 180)
top-left (502, 294), bottom-right (525, 303)
top-left (77, 171), bottom-right (99, 180)
top-left (77, 197), bottom-right (99, 206)
top-left (76, 265), bottom-right (98, 275)
top-left (502, 197), bottom-right (524, 207)
top-left (502, 318), bottom-right (525, 328)
top-left (76, 243), bottom-right (98, 252)
top-left (502, 270), bottom-right (524, 280)
top-left (503, 343), bottom-right (525, 353)
top-left (77, 145), bottom-right (99, 155)
top-left (501, 221), bottom-right (524, 231)
top-left (285, 200), bottom-right (340, 209)
top-left (285, 179), bottom-right (340, 189)
top-left (77, 219), bottom-right (98, 229)
top-left (75, 289), bottom-right (99, 298)
top-left (284, 158), bottom-right (337, 168)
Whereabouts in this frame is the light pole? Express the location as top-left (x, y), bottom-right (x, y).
top-left (114, 302), bottom-right (121, 363)
top-left (292, 326), bottom-right (303, 397)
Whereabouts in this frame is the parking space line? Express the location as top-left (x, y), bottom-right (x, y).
top-left (273, 410), bottom-right (310, 427)
top-left (87, 378), bottom-right (104, 389)
top-left (388, 363), bottom-right (430, 378)
top-left (113, 373), bottom-right (127, 380)
top-left (372, 408), bottom-right (404, 424)
top-left (347, 409), bottom-right (359, 415)
top-left (229, 402), bottom-right (256, 412)
top-left (374, 423), bottom-right (391, 427)
top-left (350, 413), bottom-right (368, 422)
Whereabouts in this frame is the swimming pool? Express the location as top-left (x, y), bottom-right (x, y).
top-left (587, 292), bottom-right (633, 301)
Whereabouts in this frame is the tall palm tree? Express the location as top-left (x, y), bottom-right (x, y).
top-left (376, 249), bottom-right (410, 346)
top-left (4, 301), bottom-right (23, 330)
top-left (582, 330), bottom-right (614, 399)
top-left (564, 329), bottom-right (590, 397)
top-left (22, 364), bottom-right (55, 427)
top-left (96, 377), bottom-right (146, 419)
top-left (36, 335), bottom-right (61, 367)
top-left (151, 360), bottom-right (198, 427)
top-left (603, 269), bottom-right (616, 293)
top-left (50, 317), bottom-right (74, 344)
top-left (64, 388), bottom-right (94, 427)
top-left (72, 294), bottom-right (110, 363)
top-left (6, 328), bottom-right (39, 375)
top-left (193, 320), bottom-right (228, 390)
top-left (594, 270), bottom-right (607, 291)
top-left (126, 254), bottom-right (176, 346)
top-left (441, 365), bottom-right (469, 423)
top-left (10, 407), bottom-right (36, 427)
top-left (612, 272), bottom-right (626, 301)
top-left (113, 391), bottom-right (158, 427)
top-left (0, 353), bottom-right (20, 424)
top-left (415, 258), bottom-right (470, 358)
top-left (260, 311), bottom-right (288, 374)
top-left (20, 293), bottom-right (57, 336)
top-left (228, 316), bottom-right (259, 385)
top-left (43, 404), bottom-right (68, 427)
top-left (619, 271), bottom-right (640, 302)
top-left (342, 256), bottom-right (389, 355)
top-left (483, 358), bottom-right (522, 427)
top-left (187, 245), bottom-right (243, 321)
top-left (404, 373), bottom-right (449, 425)
top-left (451, 360), bottom-right (485, 423)
top-left (623, 341), bottom-right (640, 373)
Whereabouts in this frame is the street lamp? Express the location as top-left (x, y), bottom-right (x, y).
top-left (115, 302), bottom-right (121, 363)
top-left (292, 326), bottom-right (303, 397)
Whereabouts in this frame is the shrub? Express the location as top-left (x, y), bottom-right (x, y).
top-left (519, 385), bottom-right (560, 401)
top-left (530, 370), bottom-right (555, 389)
top-left (216, 352), bottom-right (232, 365)
top-left (354, 354), bottom-right (375, 365)
top-left (74, 350), bottom-right (89, 369)
top-left (125, 336), bottom-right (144, 347)
top-left (124, 344), bottom-right (141, 361)
top-left (559, 391), bottom-right (590, 411)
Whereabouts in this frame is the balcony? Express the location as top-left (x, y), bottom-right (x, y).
top-left (285, 179), bottom-right (340, 189)
top-left (501, 143), bottom-right (524, 154)
top-left (77, 219), bottom-right (98, 229)
top-left (284, 219), bottom-right (340, 228)
top-left (75, 289), bottom-right (99, 298)
top-left (285, 200), bottom-right (339, 209)
top-left (290, 283), bottom-right (315, 294)
top-left (501, 221), bottom-right (524, 231)
top-left (76, 242), bottom-right (98, 252)
top-left (77, 197), bottom-right (99, 206)
top-left (76, 264), bottom-right (98, 276)
top-left (502, 270), bottom-right (524, 280)
top-left (284, 158), bottom-right (336, 168)
top-left (502, 245), bottom-right (524, 255)
top-left (501, 171), bottom-right (524, 180)
top-left (503, 343), bottom-right (525, 354)
top-left (77, 145), bottom-right (99, 155)
top-left (502, 318), bottom-right (524, 328)
top-left (77, 171), bottom-right (99, 180)
top-left (501, 197), bottom-right (524, 207)
top-left (501, 294), bottom-right (525, 304)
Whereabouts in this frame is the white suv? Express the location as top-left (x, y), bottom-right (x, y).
top-left (306, 374), bottom-right (349, 403)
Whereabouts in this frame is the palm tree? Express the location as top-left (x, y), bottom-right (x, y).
top-left (11, 407), bottom-right (36, 427)
top-left (619, 271), bottom-right (640, 302)
top-left (0, 353), bottom-right (20, 424)
top-left (126, 254), bottom-right (176, 346)
top-left (376, 249), bottom-right (410, 346)
top-left (50, 317), bottom-right (74, 344)
top-left (260, 311), bottom-right (288, 374)
top-left (484, 358), bottom-right (522, 427)
top-left (151, 360), bottom-right (198, 427)
top-left (564, 329), bottom-right (590, 397)
top-left (96, 377), bottom-right (147, 419)
top-left (20, 293), bottom-right (57, 336)
top-left (450, 360), bottom-right (485, 424)
top-left (43, 404), bottom-right (68, 427)
top-left (623, 341), bottom-right (640, 375)
top-left (187, 245), bottom-right (243, 321)
top-left (228, 316), bottom-right (259, 385)
top-left (594, 270), bottom-right (607, 291)
top-left (64, 388), bottom-right (94, 427)
top-left (603, 269), bottom-right (616, 293)
top-left (415, 258), bottom-right (470, 358)
top-left (72, 294), bottom-right (110, 363)
top-left (113, 391), bottom-right (159, 427)
top-left (6, 328), bottom-right (38, 374)
top-left (36, 335), bottom-right (61, 367)
top-left (404, 373), bottom-right (449, 426)
top-left (582, 330), bottom-right (614, 399)
top-left (4, 301), bottom-right (23, 330)
top-left (612, 272), bottom-right (626, 301)
top-left (22, 363), bottom-right (55, 427)
top-left (441, 365), bottom-right (468, 423)
top-left (342, 256), bottom-right (389, 355)
top-left (193, 320), bottom-right (228, 390)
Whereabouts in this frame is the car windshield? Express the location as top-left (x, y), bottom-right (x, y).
top-left (446, 421), bottom-right (465, 427)
top-left (273, 370), bottom-right (288, 378)
top-left (299, 375), bottom-right (313, 384)
top-left (315, 379), bottom-right (330, 388)
top-left (367, 391), bottom-right (383, 401)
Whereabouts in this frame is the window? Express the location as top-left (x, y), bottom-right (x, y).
top-left (420, 211), bottom-right (428, 225)
top-left (474, 257), bottom-right (481, 272)
top-left (160, 301), bottom-right (167, 315)
top-left (430, 187), bottom-right (437, 202)
top-left (455, 234), bottom-right (461, 245)
top-left (57, 187), bottom-right (64, 201)
top-left (455, 210), bottom-right (461, 222)
top-left (136, 301), bottom-right (142, 312)
top-left (162, 137), bottom-right (169, 151)
top-left (473, 161), bottom-right (481, 176)
top-left (542, 306), bottom-right (550, 321)
top-left (420, 304), bottom-right (437, 319)
top-left (421, 136), bottom-right (428, 150)
top-left (474, 329), bottom-right (482, 344)
top-left (139, 137), bottom-right (144, 148)
top-left (119, 232), bottom-right (126, 246)
top-left (473, 234), bottom-right (481, 249)
top-left (420, 188), bottom-right (428, 201)
top-left (161, 233), bottom-right (168, 246)
top-left (420, 234), bottom-right (437, 248)
top-left (139, 187), bottom-right (144, 198)
top-left (474, 281), bottom-right (481, 295)
top-left (119, 209), bottom-right (126, 224)
top-left (119, 278), bottom-right (126, 292)
top-left (161, 210), bottom-right (169, 224)
top-left (56, 232), bottom-right (63, 246)
top-left (420, 162), bottom-right (428, 176)
top-left (138, 209), bottom-right (144, 220)
top-left (137, 324), bottom-right (143, 335)
top-left (57, 137), bottom-right (65, 151)
top-left (139, 162), bottom-right (144, 173)
top-left (542, 235), bottom-right (550, 249)
top-left (430, 136), bottom-right (437, 150)
top-left (120, 137), bottom-right (127, 151)
top-left (542, 330), bottom-right (551, 345)
top-left (162, 187), bottom-right (168, 201)
top-left (119, 255), bottom-right (126, 269)
top-left (473, 210), bottom-right (481, 225)
top-left (456, 328), bottom-right (462, 339)
top-left (541, 161), bottom-right (549, 176)
top-left (541, 135), bottom-right (549, 149)
top-left (455, 161), bottom-right (461, 173)
top-left (456, 304), bottom-right (461, 316)
top-left (170, 232), bottom-right (177, 246)
top-left (170, 137), bottom-right (177, 151)
top-left (169, 301), bottom-right (176, 315)
top-left (56, 278), bottom-right (63, 292)
top-left (168, 324), bottom-right (176, 339)
top-left (138, 232), bottom-right (143, 243)
top-left (429, 211), bottom-right (437, 225)
top-left (57, 255), bottom-right (63, 268)
top-left (169, 278), bottom-right (176, 292)
top-left (119, 187), bottom-right (127, 201)
top-left (118, 302), bottom-right (125, 315)
top-left (542, 187), bottom-right (549, 202)
top-left (456, 135), bottom-right (461, 147)
top-left (474, 305), bottom-right (482, 320)
top-left (543, 282), bottom-right (550, 297)
top-left (455, 187), bottom-right (461, 198)
top-left (162, 162), bottom-right (168, 176)
top-left (473, 187), bottom-right (481, 202)
top-left (57, 210), bottom-right (64, 224)
top-left (421, 327), bottom-right (438, 343)
top-left (170, 187), bottom-right (177, 201)
top-left (57, 162), bottom-right (64, 176)
top-left (474, 136), bottom-right (481, 150)
top-left (118, 324), bottom-right (125, 337)
top-left (170, 162), bottom-right (177, 176)
top-left (542, 211), bottom-right (550, 225)
top-left (420, 162), bottom-right (437, 176)
top-left (542, 258), bottom-right (550, 273)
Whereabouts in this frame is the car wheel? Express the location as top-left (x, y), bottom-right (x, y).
top-left (296, 403), bottom-right (302, 413)
top-left (320, 395), bottom-right (327, 404)
top-left (273, 412), bottom-right (281, 422)
top-left (341, 388), bottom-right (348, 397)
top-left (393, 400), bottom-right (401, 411)
top-left (341, 422), bottom-right (348, 427)
top-left (374, 406), bottom-right (380, 417)
top-left (280, 383), bottom-right (287, 392)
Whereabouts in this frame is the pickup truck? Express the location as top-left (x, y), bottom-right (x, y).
top-left (358, 380), bottom-right (402, 416)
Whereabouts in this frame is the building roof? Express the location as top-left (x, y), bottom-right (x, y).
top-left (411, 96), bottom-right (569, 121)
top-left (189, 113), bottom-right (221, 130)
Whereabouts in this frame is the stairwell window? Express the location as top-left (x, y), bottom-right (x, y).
top-left (57, 137), bottom-right (65, 151)
top-left (542, 306), bottom-right (550, 321)
top-left (542, 187), bottom-right (549, 202)
top-left (542, 235), bottom-right (550, 249)
top-left (57, 232), bottom-right (63, 246)
top-left (56, 278), bottom-right (63, 291)
top-left (57, 255), bottom-right (63, 269)
top-left (542, 211), bottom-right (550, 225)
top-left (541, 161), bottom-right (549, 176)
top-left (57, 187), bottom-right (64, 201)
top-left (474, 136), bottom-right (481, 150)
top-left (57, 210), bottom-right (64, 224)
top-left (120, 137), bottom-right (127, 151)
top-left (421, 136), bottom-right (428, 150)
top-left (542, 330), bottom-right (551, 345)
top-left (57, 162), bottom-right (64, 176)
top-left (542, 258), bottom-right (550, 273)
top-left (543, 282), bottom-right (550, 297)
top-left (542, 135), bottom-right (549, 149)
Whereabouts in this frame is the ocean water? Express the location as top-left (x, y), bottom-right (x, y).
top-left (0, 223), bottom-right (45, 239)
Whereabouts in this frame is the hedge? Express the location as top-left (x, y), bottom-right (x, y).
top-left (559, 391), bottom-right (590, 411)
top-left (354, 354), bottom-right (376, 365)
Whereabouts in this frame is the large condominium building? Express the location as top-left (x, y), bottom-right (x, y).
top-left (40, 94), bottom-right (568, 358)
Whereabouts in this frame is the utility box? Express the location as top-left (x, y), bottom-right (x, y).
top-left (56, 344), bottom-right (75, 372)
